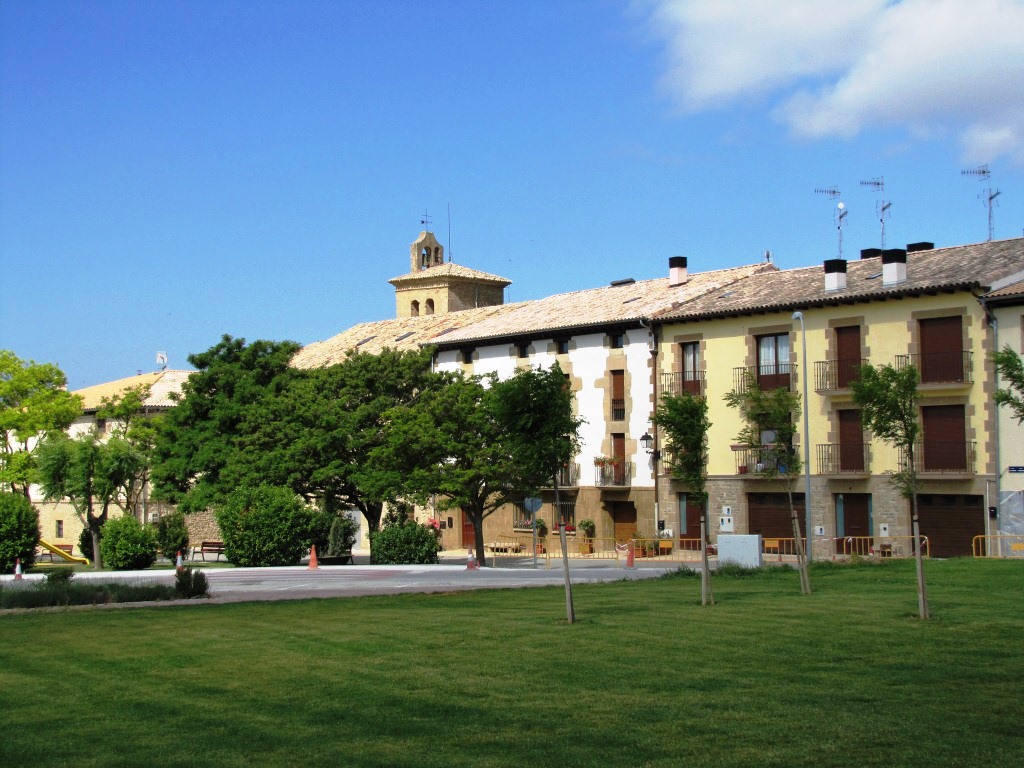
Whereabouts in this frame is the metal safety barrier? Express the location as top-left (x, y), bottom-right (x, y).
top-left (821, 535), bottom-right (930, 559)
top-left (972, 534), bottom-right (1024, 558)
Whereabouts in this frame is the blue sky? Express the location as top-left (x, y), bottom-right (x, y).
top-left (2, 0), bottom-right (1023, 389)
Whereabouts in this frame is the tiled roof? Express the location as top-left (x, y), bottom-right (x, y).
top-left (291, 303), bottom-right (527, 368)
top-left (429, 262), bottom-right (775, 346)
top-left (654, 238), bottom-right (1024, 322)
top-left (74, 370), bottom-right (191, 411)
top-left (388, 262), bottom-right (512, 287)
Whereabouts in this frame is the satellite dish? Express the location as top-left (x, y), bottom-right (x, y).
top-left (156, 352), bottom-right (168, 369)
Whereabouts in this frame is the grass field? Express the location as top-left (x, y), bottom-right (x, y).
top-left (1, 559), bottom-right (1021, 767)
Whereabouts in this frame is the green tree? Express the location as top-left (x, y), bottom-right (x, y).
top-left (0, 350), bottom-right (82, 498)
top-left (35, 432), bottom-right (146, 569)
top-left (852, 363), bottom-right (929, 619)
top-left (724, 372), bottom-right (810, 594)
top-left (100, 513), bottom-right (158, 570)
top-left (655, 391), bottom-right (714, 605)
top-left (993, 344), bottom-right (1024, 424)
top-left (96, 383), bottom-right (159, 519)
top-left (0, 490), bottom-right (40, 572)
top-left (230, 347), bottom-right (439, 535)
top-left (374, 364), bottom-right (581, 568)
top-left (151, 336), bottom-right (301, 513)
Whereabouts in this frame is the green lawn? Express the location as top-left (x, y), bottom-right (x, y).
top-left (1, 559), bottom-right (1021, 767)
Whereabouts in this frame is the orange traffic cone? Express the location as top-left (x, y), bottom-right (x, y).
top-left (308, 544), bottom-right (319, 570)
top-left (14, 557), bottom-right (23, 580)
top-left (175, 550), bottom-right (183, 572)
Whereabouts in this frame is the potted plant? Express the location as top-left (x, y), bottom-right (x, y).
top-left (632, 532), bottom-right (652, 558)
top-left (578, 519), bottom-right (596, 554)
top-left (657, 529), bottom-right (673, 555)
top-left (534, 518), bottom-right (548, 553)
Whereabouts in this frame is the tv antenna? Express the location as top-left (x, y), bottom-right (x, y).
top-left (961, 164), bottom-right (1000, 241)
top-left (860, 177), bottom-right (891, 250)
top-left (815, 186), bottom-right (846, 259)
top-left (156, 351), bottom-right (168, 371)
top-left (420, 210), bottom-right (433, 232)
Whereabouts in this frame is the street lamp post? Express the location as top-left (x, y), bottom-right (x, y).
top-left (792, 311), bottom-right (813, 562)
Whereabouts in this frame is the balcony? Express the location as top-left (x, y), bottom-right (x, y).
top-left (894, 351), bottom-right (973, 385)
top-left (543, 463), bottom-right (581, 489)
top-left (733, 364), bottom-right (796, 393)
top-left (595, 461), bottom-right (633, 487)
top-left (814, 359), bottom-right (866, 392)
top-left (733, 447), bottom-right (796, 477)
top-left (899, 442), bottom-right (976, 474)
top-left (816, 443), bottom-right (870, 474)
top-left (661, 370), bottom-right (706, 397)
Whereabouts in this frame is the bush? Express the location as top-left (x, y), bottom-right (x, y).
top-left (100, 515), bottom-right (159, 570)
top-left (79, 526), bottom-right (96, 564)
top-left (308, 506), bottom-right (335, 559)
top-left (216, 485), bottom-right (314, 567)
top-left (156, 510), bottom-right (190, 562)
top-left (174, 566), bottom-right (209, 599)
top-left (328, 514), bottom-right (358, 557)
top-left (0, 491), bottom-right (39, 572)
top-left (370, 519), bottom-right (441, 565)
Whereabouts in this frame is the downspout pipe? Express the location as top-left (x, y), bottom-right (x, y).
top-left (640, 317), bottom-right (661, 531)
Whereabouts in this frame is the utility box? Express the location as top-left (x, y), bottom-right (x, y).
top-left (718, 535), bottom-right (762, 568)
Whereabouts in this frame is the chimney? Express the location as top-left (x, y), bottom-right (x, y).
top-left (907, 241), bottom-right (934, 252)
top-left (860, 248), bottom-right (882, 259)
top-left (882, 249), bottom-right (907, 285)
top-left (669, 256), bottom-right (688, 285)
top-left (824, 258), bottom-right (847, 291)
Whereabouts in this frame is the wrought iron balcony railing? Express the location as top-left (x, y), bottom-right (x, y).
top-left (898, 441), bottom-right (976, 473)
top-left (813, 359), bottom-right (866, 391)
top-left (542, 463), bottom-right (580, 488)
top-left (894, 351), bottom-right (973, 384)
top-left (816, 443), bottom-right (870, 474)
top-left (734, 447), bottom-right (797, 476)
top-left (660, 370), bottom-right (706, 397)
top-left (732, 364), bottom-right (796, 393)
top-left (595, 461), bottom-right (633, 487)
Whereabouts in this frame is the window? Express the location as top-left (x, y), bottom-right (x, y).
top-left (95, 418), bottom-right (106, 434)
top-left (610, 370), bottom-right (625, 420)
top-left (55, 520), bottom-right (64, 538)
top-left (512, 501), bottom-right (533, 530)
top-left (557, 339), bottom-right (570, 355)
top-left (425, 299), bottom-right (435, 316)
top-left (410, 300), bottom-right (420, 317)
top-left (554, 497), bottom-right (576, 529)
top-left (680, 341), bottom-right (701, 394)
top-left (517, 343), bottom-right (530, 359)
top-left (461, 349), bottom-right (473, 365)
top-left (757, 332), bottom-right (791, 390)
top-left (610, 333), bottom-right (625, 349)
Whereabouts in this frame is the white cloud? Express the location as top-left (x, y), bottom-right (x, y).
top-left (642, 0), bottom-right (1024, 163)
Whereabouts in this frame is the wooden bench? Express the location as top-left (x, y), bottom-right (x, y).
top-left (38, 543), bottom-right (75, 562)
top-left (191, 541), bottom-right (225, 562)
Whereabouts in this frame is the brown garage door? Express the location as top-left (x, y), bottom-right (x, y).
top-left (748, 493), bottom-right (805, 540)
top-left (916, 495), bottom-right (983, 558)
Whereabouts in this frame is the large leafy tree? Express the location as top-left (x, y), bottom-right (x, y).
top-left (0, 350), bottom-right (82, 498)
top-left (231, 347), bottom-right (440, 534)
top-left (993, 345), bottom-right (1024, 424)
top-left (656, 391), bottom-right (714, 605)
top-left (725, 372), bottom-right (810, 595)
top-left (374, 364), bottom-right (580, 568)
top-left (151, 335), bottom-right (301, 513)
top-left (852, 363), bottom-right (929, 620)
top-left (35, 431), bottom-right (146, 569)
top-left (96, 383), bottom-right (158, 519)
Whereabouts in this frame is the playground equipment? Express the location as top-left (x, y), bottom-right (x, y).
top-left (37, 539), bottom-right (90, 565)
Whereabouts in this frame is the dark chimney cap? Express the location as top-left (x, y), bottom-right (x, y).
top-left (824, 259), bottom-right (847, 274)
top-left (882, 249), bottom-right (907, 264)
top-left (669, 256), bottom-right (687, 269)
top-left (860, 248), bottom-right (882, 259)
top-left (907, 241), bottom-right (934, 252)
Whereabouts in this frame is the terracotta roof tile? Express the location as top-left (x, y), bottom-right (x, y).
top-left (74, 370), bottom-right (191, 411)
top-left (388, 262), bottom-right (512, 286)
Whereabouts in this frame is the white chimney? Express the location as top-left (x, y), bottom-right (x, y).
top-left (669, 256), bottom-right (688, 285)
top-left (882, 249), bottom-right (907, 285)
top-left (824, 259), bottom-right (847, 291)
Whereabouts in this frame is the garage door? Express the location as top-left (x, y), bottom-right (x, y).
top-left (747, 493), bottom-right (805, 540)
top-left (916, 495), bottom-right (983, 558)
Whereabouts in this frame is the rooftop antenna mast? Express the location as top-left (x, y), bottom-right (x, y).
top-left (860, 177), bottom-right (891, 250)
top-left (961, 164), bottom-right (1000, 241)
top-left (447, 202), bottom-right (453, 263)
top-left (420, 210), bottom-right (432, 232)
top-left (156, 352), bottom-right (168, 371)
top-left (815, 186), bottom-right (847, 259)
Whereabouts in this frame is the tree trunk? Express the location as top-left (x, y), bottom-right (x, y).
top-left (787, 482), bottom-right (811, 595)
top-left (473, 510), bottom-right (487, 568)
top-left (555, 477), bottom-right (575, 623)
top-left (700, 514), bottom-right (714, 606)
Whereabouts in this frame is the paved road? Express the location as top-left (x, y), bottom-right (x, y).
top-left (3, 559), bottom-right (684, 605)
